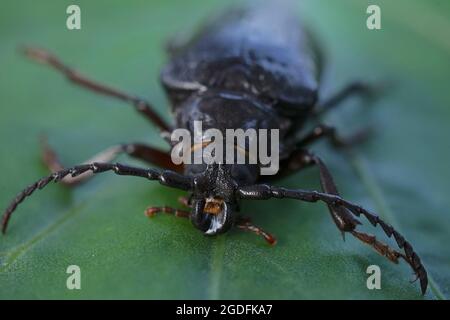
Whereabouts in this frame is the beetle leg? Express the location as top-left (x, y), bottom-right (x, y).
top-left (314, 81), bottom-right (378, 115)
top-left (145, 206), bottom-right (190, 218)
top-left (297, 124), bottom-right (372, 148)
top-left (40, 137), bottom-right (182, 186)
top-left (236, 217), bottom-right (277, 245)
top-left (22, 46), bottom-right (172, 134)
top-left (1, 162), bottom-right (193, 234)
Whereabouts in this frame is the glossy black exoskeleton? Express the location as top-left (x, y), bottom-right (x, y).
top-left (2, 4), bottom-right (428, 294)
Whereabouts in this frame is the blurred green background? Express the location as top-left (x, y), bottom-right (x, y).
top-left (0, 0), bottom-right (449, 299)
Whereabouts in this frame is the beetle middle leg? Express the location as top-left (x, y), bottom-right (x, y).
top-left (40, 137), bottom-right (181, 186)
top-left (22, 47), bottom-right (171, 133)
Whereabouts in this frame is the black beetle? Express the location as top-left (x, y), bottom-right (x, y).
top-left (1, 4), bottom-right (427, 294)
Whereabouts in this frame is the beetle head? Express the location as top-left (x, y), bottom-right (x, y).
top-left (187, 163), bottom-right (257, 235)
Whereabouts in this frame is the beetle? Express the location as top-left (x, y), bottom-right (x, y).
top-left (1, 4), bottom-right (427, 294)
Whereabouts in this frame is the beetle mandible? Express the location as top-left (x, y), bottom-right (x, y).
top-left (1, 4), bottom-right (427, 294)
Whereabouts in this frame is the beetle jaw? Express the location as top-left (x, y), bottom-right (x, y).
top-left (190, 197), bottom-right (235, 235)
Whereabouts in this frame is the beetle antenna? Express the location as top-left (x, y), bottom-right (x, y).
top-left (238, 184), bottom-right (428, 294)
top-left (1, 162), bottom-right (192, 234)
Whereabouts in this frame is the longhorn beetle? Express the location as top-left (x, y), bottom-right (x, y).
top-left (1, 5), bottom-right (427, 294)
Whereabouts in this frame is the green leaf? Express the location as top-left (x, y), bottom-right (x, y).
top-left (0, 0), bottom-right (449, 299)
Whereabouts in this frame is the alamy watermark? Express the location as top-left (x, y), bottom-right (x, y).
top-left (66, 265), bottom-right (81, 290)
top-left (170, 121), bottom-right (280, 175)
top-left (66, 5), bottom-right (81, 30)
top-left (366, 265), bottom-right (381, 290)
